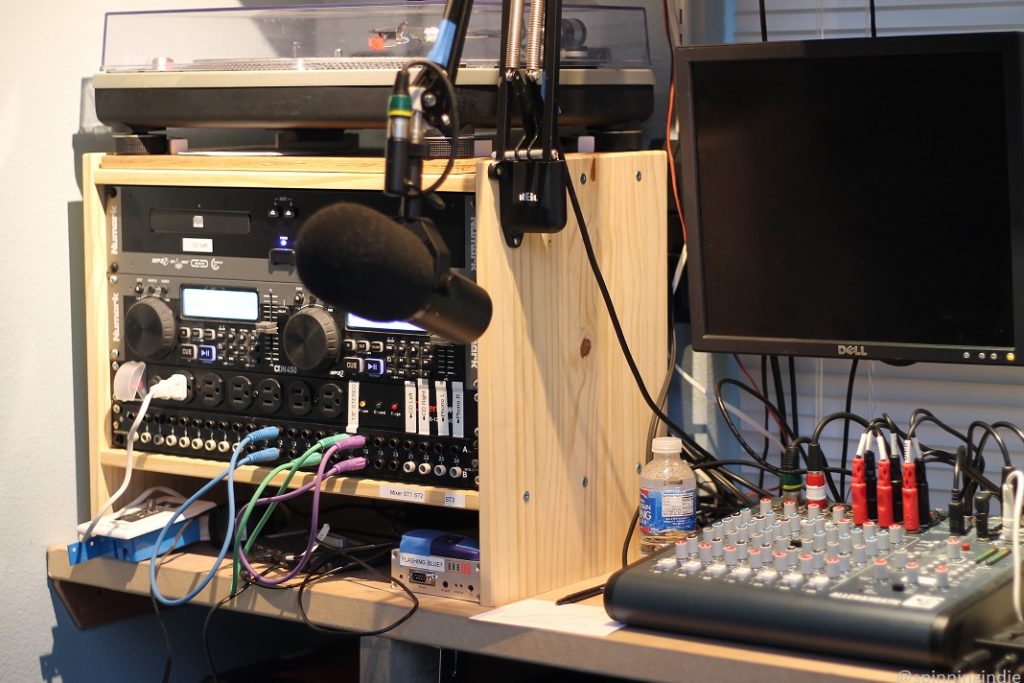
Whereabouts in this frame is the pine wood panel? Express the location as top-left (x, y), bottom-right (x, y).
top-left (476, 151), bottom-right (668, 606)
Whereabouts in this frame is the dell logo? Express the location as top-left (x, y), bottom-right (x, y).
top-left (838, 344), bottom-right (868, 357)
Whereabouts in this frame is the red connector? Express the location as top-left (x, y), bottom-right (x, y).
top-left (902, 461), bottom-right (920, 532)
top-left (852, 455), bottom-right (868, 525)
top-left (877, 458), bottom-right (893, 528)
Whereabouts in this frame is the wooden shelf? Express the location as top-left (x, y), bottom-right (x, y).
top-left (46, 545), bottom-right (893, 683)
top-left (98, 448), bottom-right (480, 510)
top-left (95, 154), bottom-right (477, 193)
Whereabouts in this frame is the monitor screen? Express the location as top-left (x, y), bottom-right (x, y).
top-left (678, 32), bottom-right (1024, 365)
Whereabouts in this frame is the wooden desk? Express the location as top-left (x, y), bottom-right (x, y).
top-left (47, 546), bottom-right (894, 682)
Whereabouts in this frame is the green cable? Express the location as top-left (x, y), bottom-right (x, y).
top-left (230, 433), bottom-right (352, 593)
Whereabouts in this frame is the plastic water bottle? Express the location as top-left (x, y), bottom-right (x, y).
top-left (639, 436), bottom-right (697, 554)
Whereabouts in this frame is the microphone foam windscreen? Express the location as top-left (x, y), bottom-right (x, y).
top-left (295, 202), bottom-right (435, 321)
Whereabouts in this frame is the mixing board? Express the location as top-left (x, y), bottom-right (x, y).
top-left (604, 499), bottom-right (1015, 668)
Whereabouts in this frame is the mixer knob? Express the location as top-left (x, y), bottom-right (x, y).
top-left (282, 307), bottom-right (340, 371)
top-left (874, 559), bottom-right (889, 581)
top-left (935, 564), bottom-right (950, 588)
top-left (862, 521), bottom-right (877, 541)
top-left (702, 526), bottom-right (715, 542)
top-left (906, 561), bottom-right (920, 584)
top-left (889, 524), bottom-right (903, 544)
top-left (799, 553), bottom-right (814, 575)
top-left (892, 551), bottom-right (907, 569)
top-left (740, 508), bottom-right (753, 525)
top-left (825, 556), bottom-right (841, 578)
top-left (838, 518), bottom-right (852, 535)
top-left (832, 504), bottom-right (846, 523)
top-left (655, 558), bottom-right (677, 572)
top-left (945, 537), bottom-right (962, 561)
top-left (807, 505), bottom-right (821, 520)
top-left (724, 545), bottom-right (738, 566)
top-left (865, 537), bottom-right (878, 556)
top-left (789, 516), bottom-right (801, 534)
top-left (853, 544), bottom-right (867, 564)
top-left (760, 497), bottom-right (772, 515)
top-left (125, 298), bottom-right (176, 361)
top-left (711, 538), bottom-right (724, 557)
top-left (774, 550), bottom-right (787, 572)
top-left (813, 531), bottom-right (826, 552)
top-left (838, 552), bottom-right (852, 573)
top-left (783, 500), bottom-right (796, 517)
top-left (735, 540), bottom-right (748, 560)
top-left (877, 530), bottom-right (890, 552)
top-left (686, 534), bottom-right (699, 556)
top-left (825, 522), bottom-right (838, 545)
top-left (748, 547), bottom-right (763, 570)
top-left (699, 542), bottom-right (713, 564)
top-left (839, 533), bottom-right (852, 554)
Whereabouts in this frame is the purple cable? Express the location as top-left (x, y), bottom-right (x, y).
top-left (237, 438), bottom-right (367, 587)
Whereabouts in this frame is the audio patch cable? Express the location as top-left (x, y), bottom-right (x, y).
top-left (230, 433), bottom-right (364, 594)
top-left (150, 427), bottom-right (280, 607)
top-left (235, 438), bottom-right (367, 587)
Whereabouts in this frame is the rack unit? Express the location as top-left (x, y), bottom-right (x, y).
top-left (82, 151), bottom-right (666, 606)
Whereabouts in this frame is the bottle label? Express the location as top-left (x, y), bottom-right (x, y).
top-left (640, 487), bottom-right (696, 533)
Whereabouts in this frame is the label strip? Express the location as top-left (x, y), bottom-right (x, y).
top-left (435, 380), bottom-right (449, 437)
top-left (417, 378), bottom-right (430, 436)
top-left (452, 381), bottom-right (465, 438)
top-left (404, 381), bottom-right (417, 433)
top-left (346, 381), bottom-right (360, 433)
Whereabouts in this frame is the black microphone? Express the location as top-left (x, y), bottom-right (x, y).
top-left (294, 202), bottom-right (492, 344)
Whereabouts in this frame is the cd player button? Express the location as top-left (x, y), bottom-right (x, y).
top-left (179, 327), bottom-right (190, 339)
top-left (198, 345), bottom-right (217, 362)
top-left (364, 359), bottom-right (385, 376)
top-left (370, 341), bottom-right (385, 353)
top-left (192, 327), bottom-right (203, 339)
top-left (357, 340), bottom-right (370, 352)
top-left (343, 357), bottom-right (363, 373)
top-left (180, 344), bottom-right (197, 360)
top-left (203, 329), bottom-right (216, 341)
top-left (343, 340), bottom-right (357, 352)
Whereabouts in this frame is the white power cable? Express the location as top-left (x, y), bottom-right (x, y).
top-left (1007, 473), bottom-right (1024, 622)
top-left (671, 245), bottom-right (687, 295)
top-left (675, 364), bottom-right (786, 453)
top-left (82, 392), bottom-right (154, 540)
top-left (81, 374), bottom-right (189, 540)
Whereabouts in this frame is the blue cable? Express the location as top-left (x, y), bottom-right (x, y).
top-left (150, 427), bottom-right (280, 607)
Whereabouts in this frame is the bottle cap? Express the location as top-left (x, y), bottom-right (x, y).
top-left (652, 436), bottom-right (683, 455)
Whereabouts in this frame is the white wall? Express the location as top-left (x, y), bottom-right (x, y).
top-left (0, 3), bottom-right (327, 681)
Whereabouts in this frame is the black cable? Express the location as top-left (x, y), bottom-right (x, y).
top-left (869, 0), bottom-right (877, 38)
top-left (401, 59), bottom-right (459, 197)
top-left (563, 171), bottom-right (710, 464)
top-left (770, 356), bottom-right (788, 442)
top-left (297, 547), bottom-right (418, 636)
top-left (150, 518), bottom-right (196, 683)
top-left (758, 356), bottom-right (770, 489)
top-left (787, 356), bottom-right (799, 439)
top-left (758, 0), bottom-right (768, 42)
top-left (622, 509), bottom-right (639, 568)
top-left (839, 358), bottom-right (859, 501)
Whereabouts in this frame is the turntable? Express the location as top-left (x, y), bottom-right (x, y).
top-left (93, 2), bottom-right (654, 135)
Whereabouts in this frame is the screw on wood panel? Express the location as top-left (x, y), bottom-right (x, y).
top-left (111, 361), bottom-right (119, 371)
top-left (109, 275), bottom-right (118, 284)
top-left (110, 349), bottom-right (119, 360)
top-left (522, 491), bottom-right (530, 502)
top-left (581, 476), bottom-right (589, 488)
top-left (110, 262), bottom-right (119, 273)
top-left (636, 171), bottom-right (642, 181)
top-left (636, 463), bottom-right (642, 474)
top-left (580, 174), bottom-right (587, 184)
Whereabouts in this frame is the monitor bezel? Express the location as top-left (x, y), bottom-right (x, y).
top-left (676, 32), bottom-right (1024, 366)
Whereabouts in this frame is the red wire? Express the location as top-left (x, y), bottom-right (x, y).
top-left (666, 80), bottom-right (688, 245)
